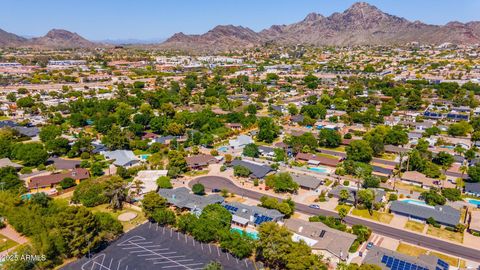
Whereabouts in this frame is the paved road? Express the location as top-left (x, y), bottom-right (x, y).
top-left (190, 176), bottom-right (480, 263)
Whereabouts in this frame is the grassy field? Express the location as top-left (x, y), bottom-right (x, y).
top-left (404, 220), bottom-right (425, 233)
top-left (316, 152), bottom-right (339, 159)
top-left (396, 243), bottom-right (427, 257)
top-left (89, 204), bottom-right (147, 232)
top-left (351, 209), bottom-right (393, 224)
top-left (379, 153), bottom-right (397, 161)
top-left (0, 233), bottom-right (18, 252)
top-left (184, 170), bottom-right (209, 177)
top-left (319, 145), bottom-right (346, 152)
top-left (426, 226), bottom-right (463, 243)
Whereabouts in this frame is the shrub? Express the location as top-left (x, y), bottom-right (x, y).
top-left (59, 177), bottom-right (76, 189)
top-left (157, 176), bottom-right (173, 189)
top-left (80, 152), bottom-right (90, 160)
top-left (343, 180), bottom-right (350, 186)
top-left (388, 193), bottom-right (398, 202)
top-left (192, 183), bottom-right (205, 195)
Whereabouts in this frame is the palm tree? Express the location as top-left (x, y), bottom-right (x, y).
top-left (104, 176), bottom-right (128, 211)
top-left (131, 179), bottom-right (143, 198)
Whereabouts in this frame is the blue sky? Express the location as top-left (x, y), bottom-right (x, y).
top-left (1, 0), bottom-right (479, 40)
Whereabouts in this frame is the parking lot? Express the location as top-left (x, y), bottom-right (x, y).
top-left (63, 222), bottom-right (259, 270)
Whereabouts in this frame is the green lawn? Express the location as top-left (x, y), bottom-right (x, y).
top-left (335, 204), bottom-right (352, 213)
top-left (379, 153), bottom-right (397, 161)
top-left (319, 145), bottom-right (346, 152)
top-left (351, 209), bottom-right (393, 224)
top-left (404, 220), bottom-right (425, 233)
top-left (0, 116), bottom-right (10, 121)
top-left (426, 226), bottom-right (463, 243)
top-left (395, 182), bottom-right (428, 193)
top-left (0, 233), bottom-right (18, 252)
top-left (89, 204), bottom-right (147, 232)
top-left (184, 170), bottom-right (209, 177)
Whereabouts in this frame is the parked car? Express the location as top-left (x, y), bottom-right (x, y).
top-left (309, 204), bottom-right (320, 209)
top-left (366, 242), bottom-right (374, 250)
top-left (211, 189), bottom-right (221, 193)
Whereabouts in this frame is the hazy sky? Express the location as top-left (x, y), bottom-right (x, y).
top-left (1, 0), bottom-right (479, 40)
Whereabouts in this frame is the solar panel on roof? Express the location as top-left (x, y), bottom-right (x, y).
top-left (382, 256), bottom-right (388, 263)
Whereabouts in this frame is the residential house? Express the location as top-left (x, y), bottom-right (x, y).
top-left (46, 157), bottom-right (80, 170)
top-left (389, 201), bottom-right (460, 227)
top-left (258, 146), bottom-right (276, 159)
top-left (329, 186), bottom-right (386, 205)
top-left (290, 173), bottom-right (323, 190)
top-left (284, 219), bottom-right (356, 263)
top-left (468, 211), bottom-right (480, 233)
top-left (101, 150), bottom-right (141, 168)
top-left (363, 246), bottom-right (450, 270)
top-left (185, 154), bottom-right (218, 169)
top-left (231, 159), bottom-right (274, 179)
top-left (229, 135), bottom-right (254, 149)
top-left (158, 187), bottom-right (224, 216)
top-left (28, 168), bottom-right (90, 193)
top-left (464, 182), bottom-right (480, 197)
top-left (295, 153), bottom-right (341, 167)
top-left (225, 123), bottom-right (242, 130)
top-left (222, 201), bottom-right (283, 227)
top-left (400, 171), bottom-right (454, 189)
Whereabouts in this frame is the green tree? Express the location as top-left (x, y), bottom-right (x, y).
top-left (141, 192), bottom-right (167, 218)
top-left (192, 183), bottom-right (205, 195)
top-left (257, 117), bottom-right (279, 143)
top-left (157, 176), bottom-right (173, 189)
top-left (39, 125), bottom-right (62, 142)
top-left (12, 142), bottom-right (48, 166)
top-left (242, 143), bottom-right (260, 158)
top-left (265, 172), bottom-right (299, 193)
top-left (233, 165), bottom-right (251, 177)
top-left (318, 129), bottom-right (342, 148)
top-left (346, 140), bottom-right (373, 163)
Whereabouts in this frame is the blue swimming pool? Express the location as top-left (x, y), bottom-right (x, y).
top-left (402, 199), bottom-right (428, 206)
top-left (218, 146), bottom-right (229, 153)
top-left (230, 228), bottom-right (259, 240)
top-left (308, 166), bottom-right (329, 173)
top-left (139, 154), bottom-right (150, 160)
top-left (467, 198), bottom-right (480, 206)
top-left (440, 145), bottom-right (454, 149)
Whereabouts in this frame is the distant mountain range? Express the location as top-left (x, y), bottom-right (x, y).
top-left (1, 2), bottom-right (480, 50)
top-left (0, 28), bottom-right (96, 48)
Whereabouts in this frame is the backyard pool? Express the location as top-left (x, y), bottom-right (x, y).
top-left (139, 154), bottom-right (150, 160)
top-left (230, 228), bottom-right (259, 240)
top-left (218, 146), bottom-right (229, 153)
top-left (401, 199), bottom-right (428, 206)
top-left (466, 198), bottom-right (480, 206)
top-left (308, 166), bottom-right (329, 173)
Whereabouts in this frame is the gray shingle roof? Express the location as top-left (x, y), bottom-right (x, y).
top-left (231, 159), bottom-right (273, 179)
top-left (284, 219), bottom-right (356, 260)
top-left (389, 201), bottom-right (460, 227)
top-left (101, 150), bottom-right (140, 167)
top-left (222, 201), bottom-right (283, 223)
top-left (330, 186), bottom-right (385, 204)
top-left (291, 174), bottom-right (322, 189)
top-left (158, 187), bottom-right (224, 212)
top-left (363, 246), bottom-right (445, 270)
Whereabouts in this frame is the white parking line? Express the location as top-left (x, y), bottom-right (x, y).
top-left (161, 263), bottom-right (205, 269)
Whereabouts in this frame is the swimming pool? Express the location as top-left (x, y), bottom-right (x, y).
top-left (139, 154), bottom-right (150, 160)
top-left (440, 145), bottom-right (454, 149)
top-left (466, 198), bottom-right (480, 206)
top-left (218, 146), bottom-right (229, 153)
top-left (230, 228), bottom-right (259, 240)
top-left (402, 199), bottom-right (428, 206)
top-left (308, 166), bottom-right (329, 173)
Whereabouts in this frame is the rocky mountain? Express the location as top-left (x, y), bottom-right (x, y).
top-left (27, 29), bottom-right (96, 48)
top-left (159, 25), bottom-right (263, 51)
top-left (161, 2), bottom-right (480, 51)
top-left (0, 28), bottom-right (97, 48)
top-left (0, 28), bottom-right (27, 46)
